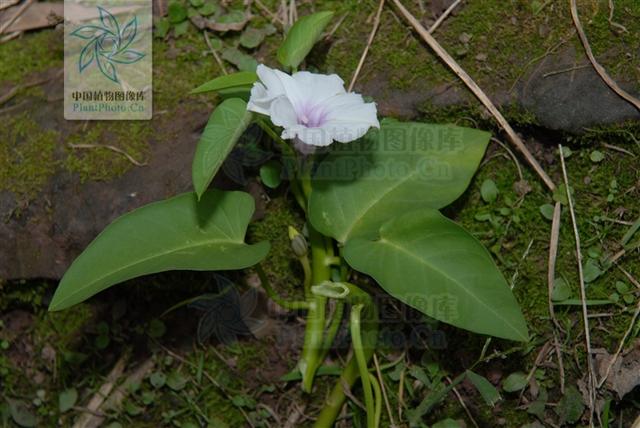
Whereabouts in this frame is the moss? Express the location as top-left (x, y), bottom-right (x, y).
top-left (247, 196), bottom-right (305, 299)
top-left (64, 121), bottom-right (152, 182)
top-left (0, 114), bottom-right (58, 202)
top-left (324, 0), bottom-right (640, 116)
top-left (0, 30), bottom-right (62, 83)
top-left (35, 304), bottom-right (94, 352)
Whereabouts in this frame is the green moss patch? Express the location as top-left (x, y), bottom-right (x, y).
top-left (0, 114), bottom-right (58, 202)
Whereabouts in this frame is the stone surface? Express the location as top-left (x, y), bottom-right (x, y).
top-left (359, 46), bottom-right (640, 133)
top-left (519, 47), bottom-right (640, 132)
top-left (0, 77), bottom-right (213, 280)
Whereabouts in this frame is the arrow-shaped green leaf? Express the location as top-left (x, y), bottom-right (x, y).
top-left (49, 190), bottom-right (269, 311)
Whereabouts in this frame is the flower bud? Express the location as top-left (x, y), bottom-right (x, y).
top-left (288, 226), bottom-right (308, 258)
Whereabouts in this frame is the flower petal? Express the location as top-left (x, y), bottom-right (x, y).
top-left (319, 93), bottom-right (380, 143)
top-left (291, 71), bottom-right (346, 102)
top-left (247, 64), bottom-right (287, 114)
top-left (269, 96), bottom-right (298, 129)
top-left (247, 82), bottom-right (270, 114)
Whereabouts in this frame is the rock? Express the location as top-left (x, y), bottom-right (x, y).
top-left (518, 46), bottom-right (640, 132)
top-left (0, 71), bottom-right (234, 280)
top-left (358, 45), bottom-right (639, 134)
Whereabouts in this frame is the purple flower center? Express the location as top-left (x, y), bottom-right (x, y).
top-left (296, 102), bottom-right (328, 128)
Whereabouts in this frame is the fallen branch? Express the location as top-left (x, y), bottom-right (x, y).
top-left (597, 300), bottom-right (640, 389)
top-left (67, 143), bottom-right (148, 166)
top-left (72, 354), bottom-right (128, 428)
top-left (570, 0), bottom-right (640, 112)
top-left (0, 0), bottom-right (34, 35)
top-left (427, 0), bottom-right (462, 34)
top-left (373, 353), bottom-right (396, 428)
top-left (559, 144), bottom-right (595, 424)
top-left (390, 0), bottom-right (556, 192)
top-left (348, 0), bottom-right (385, 92)
top-left (547, 201), bottom-right (565, 393)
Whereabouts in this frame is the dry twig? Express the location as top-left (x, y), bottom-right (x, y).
top-left (373, 354), bottom-right (396, 427)
top-left (597, 300), bottom-right (640, 388)
top-left (72, 354), bottom-right (128, 428)
top-left (427, 0), bottom-right (462, 33)
top-left (204, 30), bottom-right (228, 75)
top-left (491, 137), bottom-right (523, 182)
top-left (390, 0), bottom-right (556, 191)
top-left (0, 0), bottom-right (34, 35)
top-left (547, 202), bottom-right (566, 392)
top-left (559, 143), bottom-right (595, 423)
top-left (570, 0), bottom-right (640, 112)
top-left (68, 143), bottom-right (148, 166)
top-left (348, 0), bottom-right (385, 91)
top-left (446, 375), bottom-right (479, 428)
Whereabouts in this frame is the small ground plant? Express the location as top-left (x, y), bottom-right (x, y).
top-left (50, 11), bottom-right (529, 427)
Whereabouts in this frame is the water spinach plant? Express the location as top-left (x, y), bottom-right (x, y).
top-left (50, 11), bottom-right (529, 427)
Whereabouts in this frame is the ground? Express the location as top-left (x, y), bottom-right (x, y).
top-left (1, 0), bottom-right (640, 427)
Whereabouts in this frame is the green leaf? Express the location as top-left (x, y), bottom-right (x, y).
top-left (590, 150), bottom-right (605, 163)
top-left (583, 259), bottom-right (603, 283)
top-left (49, 190), bottom-right (269, 311)
top-left (432, 419), bottom-right (463, 428)
top-left (166, 371), bottom-right (188, 391)
top-left (221, 47), bottom-right (258, 71)
top-left (58, 388), bottom-right (78, 413)
top-left (277, 11), bottom-right (334, 69)
top-left (191, 71), bottom-right (257, 94)
top-left (343, 210), bottom-right (529, 341)
top-left (7, 399), bottom-right (36, 427)
top-left (480, 179), bottom-right (498, 203)
top-left (198, 2), bottom-right (219, 16)
top-left (240, 27), bottom-right (267, 48)
top-left (189, 0), bottom-right (203, 7)
top-left (555, 385), bottom-right (585, 424)
top-left (502, 372), bottom-right (528, 392)
top-left (167, 2), bottom-right (187, 23)
top-left (173, 20), bottom-right (190, 37)
top-left (551, 277), bottom-right (572, 301)
top-left (259, 161), bottom-right (282, 189)
top-left (150, 372), bottom-right (167, 388)
top-left (309, 120), bottom-right (491, 243)
top-left (539, 203), bottom-right (555, 220)
top-left (147, 319), bottom-right (166, 338)
top-left (466, 370), bottom-right (501, 406)
top-left (192, 98), bottom-right (253, 198)
top-left (154, 19), bottom-right (171, 38)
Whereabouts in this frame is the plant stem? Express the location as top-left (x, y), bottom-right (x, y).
top-left (313, 292), bottom-right (379, 428)
top-left (299, 223), bottom-right (332, 392)
top-left (300, 254), bottom-right (312, 298)
top-left (318, 300), bottom-right (345, 362)
top-left (351, 304), bottom-right (376, 428)
top-left (255, 264), bottom-right (309, 310)
top-left (256, 119), bottom-right (307, 211)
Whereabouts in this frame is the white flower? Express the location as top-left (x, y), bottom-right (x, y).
top-left (247, 64), bottom-right (379, 149)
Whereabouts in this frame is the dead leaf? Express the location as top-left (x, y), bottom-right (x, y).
top-left (204, 11), bottom-right (250, 32)
top-left (596, 340), bottom-right (640, 399)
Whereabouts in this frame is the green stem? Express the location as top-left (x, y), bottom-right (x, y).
top-left (255, 264), bottom-right (309, 310)
top-left (313, 285), bottom-right (379, 428)
top-left (300, 254), bottom-right (312, 298)
top-left (299, 294), bottom-right (326, 392)
top-left (256, 119), bottom-right (307, 211)
top-left (318, 300), bottom-right (345, 363)
top-left (299, 223), bottom-right (332, 392)
top-left (351, 304), bottom-right (376, 428)
top-left (368, 373), bottom-right (382, 428)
